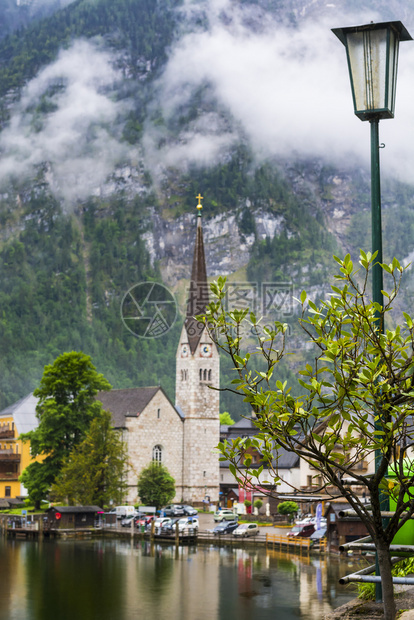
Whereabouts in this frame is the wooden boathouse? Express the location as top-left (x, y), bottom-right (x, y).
top-left (45, 506), bottom-right (104, 530)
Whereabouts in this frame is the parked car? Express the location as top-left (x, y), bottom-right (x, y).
top-left (154, 517), bottom-right (172, 533)
top-left (177, 517), bottom-right (199, 532)
top-left (287, 523), bottom-right (315, 538)
top-left (213, 509), bottom-right (238, 522)
top-left (115, 505), bottom-right (136, 519)
top-left (160, 517), bottom-right (181, 534)
top-left (163, 504), bottom-right (185, 517)
top-left (182, 505), bottom-right (198, 516)
top-left (121, 515), bottom-right (136, 527)
top-left (213, 520), bottom-right (239, 535)
top-left (135, 515), bottom-right (155, 529)
top-left (296, 516), bottom-right (327, 527)
top-left (233, 523), bottom-right (259, 537)
top-left (310, 526), bottom-right (327, 546)
top-left (295, 516), bottom-right (314, 525)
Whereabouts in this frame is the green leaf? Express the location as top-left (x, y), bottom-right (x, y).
top-left (403, 312), bottom-right (413, 329)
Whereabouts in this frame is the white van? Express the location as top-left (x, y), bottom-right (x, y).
top-left (115, 506), bottom-right (136, 519)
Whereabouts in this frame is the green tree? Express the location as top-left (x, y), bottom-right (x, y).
top-left (137, 463), bottom-right (175, 511)
top-left (201, 252), bottom-right (414, 620)
top-left (19, 461), bottom-right (51, 510)
top-left (50, 410), bottom-right (128, 507)
top-left (20, 351), bottom-right (111, 507)
top-left (219, 411), bottom-right (235, 425)
top-left (277, 501), bottom-right (299, 522)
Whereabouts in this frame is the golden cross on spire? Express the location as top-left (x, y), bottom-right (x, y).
top-left (196, 193), bottom-right (203, 216)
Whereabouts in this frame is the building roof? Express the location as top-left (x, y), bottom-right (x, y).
top-left (185, 215), bottom-right (210, 354)
top-left (0, 393), bottom-right (39, 435)
top-left (220, 418), bottom-right (258, 439)
top-left (220, 417), bottom-right (300, 470)
top-left (97, 386), bottom-right (182, 428)
top-left (47, 506), bottom-right (103, 513)
top-left (231, 417), bottom-right (257, 430)
top-left (324, 500), bottom-right (370, 521)
top-left (97, 387), bottom-right (160, 427)
top-left (0, 498), bottom-right (24, 509)
top-left (174, 403), bottom-right (186, 419)
top-left (277, 449), bottom-right (300, 469)
top-left (219, 447), bottom-right (299, 470)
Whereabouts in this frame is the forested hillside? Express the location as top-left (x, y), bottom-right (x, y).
top-left (0, 0), bottom-right (70, 42)
top-left (0, 0), bottom-right (177, 115)
top-left (0, 0), bottom-right (414, 419)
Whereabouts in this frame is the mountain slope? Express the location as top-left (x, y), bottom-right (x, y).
top-left (0, 0), bottom-right (414, 420)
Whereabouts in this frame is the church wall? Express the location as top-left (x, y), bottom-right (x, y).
top-left (183, 417), bottom-right (220, 503)
top-left (124, 390), bottom-right (184, 504)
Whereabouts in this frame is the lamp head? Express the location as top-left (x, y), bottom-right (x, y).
top-left (332, 21), bottom-right (412, 121)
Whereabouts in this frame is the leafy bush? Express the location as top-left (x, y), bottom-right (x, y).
top-left (277, 501), bottom-right (299, 521)
top-left (357, 557), bottom-right (414, 600)
top-left (219, 412), bottom-right (235, 425)
top-left (357, 582), bottom-right (376, 601)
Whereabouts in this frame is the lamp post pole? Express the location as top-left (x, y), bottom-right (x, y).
top-left (370, 116), bottom-right (385, 499)
top-left (370, 118), bottom-right (383, 314)
top-left (370, 116), bottom-right (388, 603)
top-left (333, 20), bottom-right (412, 603)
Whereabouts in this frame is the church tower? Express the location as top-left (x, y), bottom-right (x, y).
top-left (175, 196), bottom-right (220, 504)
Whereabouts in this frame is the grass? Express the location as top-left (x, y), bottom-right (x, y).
top-left (0, 502), bottom-right (49, 515)
top-left (238, 520), bottom-right (273, 526)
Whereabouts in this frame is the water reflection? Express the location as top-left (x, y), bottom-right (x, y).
top-left (0, 539), bottom-right (366, 620)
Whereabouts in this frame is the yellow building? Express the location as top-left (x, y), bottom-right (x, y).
top-left (0, 394), bottom-right (39, 499)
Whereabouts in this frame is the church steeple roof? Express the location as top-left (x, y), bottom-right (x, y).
top-left (185, 195), bottom-right (209, 354)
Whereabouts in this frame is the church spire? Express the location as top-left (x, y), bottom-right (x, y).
top-left (185, 194), bottom-right (209, 354)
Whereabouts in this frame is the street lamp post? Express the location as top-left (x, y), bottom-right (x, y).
top-left (332, 20), bottom-right (412, 603)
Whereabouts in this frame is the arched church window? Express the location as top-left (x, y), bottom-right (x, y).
top-left (152, 445), bottom-right (162, 464)
top-left (203, 369), bottom-right (207, 381)
top-left (208, 369), bottom-right (212, 381)
top-left (200, 368), bottom-right (203, 381)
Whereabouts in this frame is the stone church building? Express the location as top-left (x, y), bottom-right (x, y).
top-left (98, 204), bottom-right (220, 505)
top-left (0, 203), bottom-right (220, 505)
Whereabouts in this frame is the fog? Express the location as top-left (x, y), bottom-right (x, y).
top-left (150, 0), bottom-right (414, 184)
top-left (1, 0), bottom-right (414, 204)
top-left (22, 0), bottom-right (77, 9)
top-left (0, 40), bottom-right (133, 203)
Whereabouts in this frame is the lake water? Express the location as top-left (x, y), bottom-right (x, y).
top-left (0, 538), bottom-right (366, 620)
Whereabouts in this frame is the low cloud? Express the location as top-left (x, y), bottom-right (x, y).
top-left (30, 0), bottom-right (78, 10)
top-left (151, 0), bottom-right (414, 183)
top-left (0, 39), bottom-right (132, 203)
top-left (2, 0), bottom-right (413, 206)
